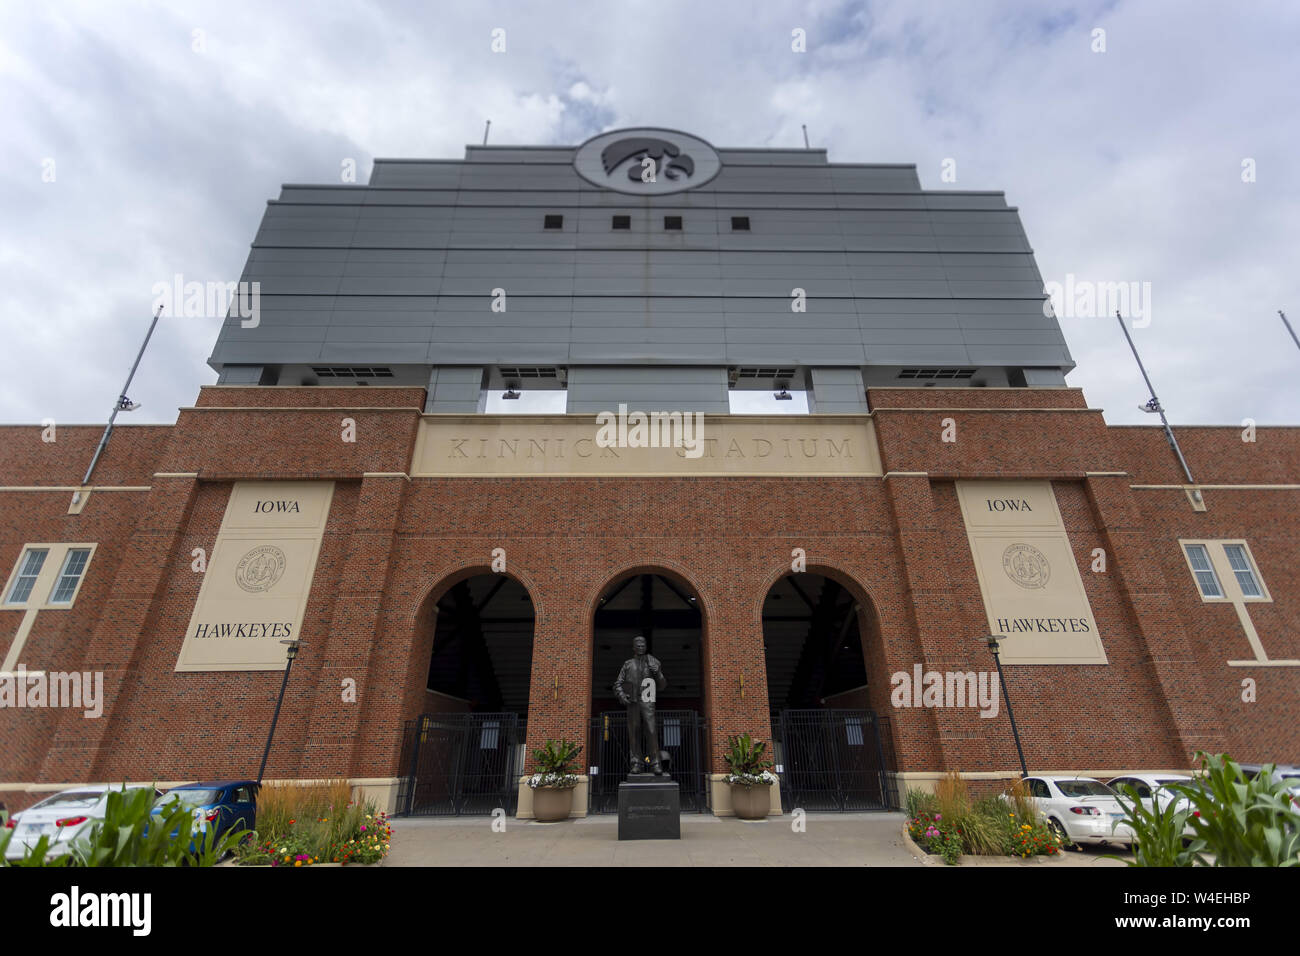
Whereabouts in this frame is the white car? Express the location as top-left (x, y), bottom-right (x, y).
top-left (3, 785), bottom-right (161, 861)
top-left (1108, 773), bottom-right (1198, 836)
top-left (1020, 775), bottom-right (1135, 847)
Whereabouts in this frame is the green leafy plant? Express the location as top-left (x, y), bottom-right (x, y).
top-left (1109, 753), bottom-right (1300, 867)
top-left (723, 733), bottom-right (776, 786)
top-left (905, 787), bottom-right (936, 819)
top-left (1108, 783), bottom-right (1196, 867)
top-left (528, 739), bottom-right (583, 789)
top-left (1, 786), bottom-right (246, 867)
top-left (0, 828), bottom-right (74, 867)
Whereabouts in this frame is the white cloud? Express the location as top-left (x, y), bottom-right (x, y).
top-left (0, 0), bottom-right (1295, 427)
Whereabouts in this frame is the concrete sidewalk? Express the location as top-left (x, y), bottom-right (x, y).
top-left (382, 813), bottom-right (1129, 866)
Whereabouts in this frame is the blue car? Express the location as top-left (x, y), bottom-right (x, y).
top-left (153, 780), bottom-right (258, 851)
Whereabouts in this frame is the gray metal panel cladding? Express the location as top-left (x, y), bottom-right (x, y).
top-left (207, 130), bottom-right (1073, 374)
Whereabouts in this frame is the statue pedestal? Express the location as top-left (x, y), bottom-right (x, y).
top-left (617, 775), bottom-right (680, 840)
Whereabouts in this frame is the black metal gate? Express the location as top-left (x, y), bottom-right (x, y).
top-left (395, 713), bottom-right (523, 816)
top-left (587, 710), bottom-right (707, 813)
top-left (775, 709), bottom-right (897, 811)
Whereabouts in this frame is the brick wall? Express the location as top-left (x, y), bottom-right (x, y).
top-left (2, 386), bottom-right (1297, 811)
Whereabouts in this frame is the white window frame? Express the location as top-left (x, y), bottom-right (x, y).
top-left (4, 547), bottom-right (49, 605)
top-left (1180, 542), bottom-right (1224, 600)
top-left (48, 548), bottom-right (93, 606)
top-left (1, 543), bottom-right (97, 610)
top-left (1178, 539), bottom-right (1271, 604)
top-left (1221, 542), bottom-right (1267, 600)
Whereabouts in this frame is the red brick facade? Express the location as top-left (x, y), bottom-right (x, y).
top-left (1, 386), bottom-right (1296, 811)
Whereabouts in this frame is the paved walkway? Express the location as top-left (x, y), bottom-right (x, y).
top-left (382, 813), bottom-right (1129, 867)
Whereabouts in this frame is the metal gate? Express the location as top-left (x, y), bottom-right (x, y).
top-left (776, 709), bottom-right (898, 811)
top-left (395, 713), bottom-right (523, 816)
top-left (587, 710), bottom-right (707, 813)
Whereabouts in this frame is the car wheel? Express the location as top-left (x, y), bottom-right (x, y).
top-left (1047, 817), bottom-right (1073, 848)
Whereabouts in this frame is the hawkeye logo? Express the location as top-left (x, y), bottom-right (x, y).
top-left (602, 137), bottom-right (695, 183)
top-left (574, 127), bottom-right (721, 196)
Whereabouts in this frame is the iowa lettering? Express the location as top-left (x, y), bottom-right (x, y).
top-left (986, 498), bottom-right (1032, 512)
top-left (253, 500), bottom-right (300, 513)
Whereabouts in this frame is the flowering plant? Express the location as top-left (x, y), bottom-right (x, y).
top-left (907, 811), bottom-right (963, 864)
top-left (725, 770), bottom-right (779, 787)
top-left (1008, 817), bottom-right (1066, 858)
top-left (528, 739), bottom-right (582, 789)
top-left (527, 772), bottom-right (580, 790)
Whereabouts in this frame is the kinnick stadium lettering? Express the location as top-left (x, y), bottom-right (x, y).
top-left (443, 436), bottom-right (854, 460)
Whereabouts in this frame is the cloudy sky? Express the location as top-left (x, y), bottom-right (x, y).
top-left (1, 0), bottom-right (1296, 427)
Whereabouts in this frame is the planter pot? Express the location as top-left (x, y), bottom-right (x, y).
top-left (730, 783), bottom-right (772, 820)
top-left (532, 786), bottom-right (574, 822)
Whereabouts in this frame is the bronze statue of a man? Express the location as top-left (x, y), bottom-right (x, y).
top-left (613, 635), bottom-right (668, 775)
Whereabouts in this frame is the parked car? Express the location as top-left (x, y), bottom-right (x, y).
top-left (1015, 775), bottom-right (1136, 847)
top-left (153, 780), bottom-right (258, 851)
top-left (4, 785), bottom-right (163, 861)
top-left (1107, 773), bottom-right (1198, 836)
top-left (1238, 763), bottom-right (1300, 807)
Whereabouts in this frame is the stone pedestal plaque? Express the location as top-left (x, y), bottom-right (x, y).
top-left (617, 775), bottom-right (680, 840)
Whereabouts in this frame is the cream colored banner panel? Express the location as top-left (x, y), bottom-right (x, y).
top-left (412, 415), bottom-right (882, 477)
top-left (957, 480), bottom-right (1106, 665)
top-left (176, 481), bottom-right (334, 672)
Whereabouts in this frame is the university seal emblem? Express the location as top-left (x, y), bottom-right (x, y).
top-left (1001, 543), bottom-right (1050, 590)
top-left (235, 545), bottom-right (286, 593)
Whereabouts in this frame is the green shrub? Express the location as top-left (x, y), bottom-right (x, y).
top-left (0, 785), bottom-right (246, 867)
top-left (234, 798), bottom-right (392, 866)
top-left (905, 788), bottom-right (936, 819)
top-left (1114, 753), bottom-right (1300, 867)
top-left (1109, 782), bottom-right (1196, 867)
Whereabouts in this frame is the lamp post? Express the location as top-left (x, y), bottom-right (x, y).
top-left (986, 634), bottom-right (1028, 778)
top-left (256, 639), bottom-right (302, 786)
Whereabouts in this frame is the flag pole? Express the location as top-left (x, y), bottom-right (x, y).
top-left (1114, 310), bottom-right (1197, 491)
top-left (1280, 310), bottom-right (1299, 353)
top-left (72, 305), bottom-right (163, 507)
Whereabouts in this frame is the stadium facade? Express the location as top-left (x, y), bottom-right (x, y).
top-left (2, 128), bottom-right (1296, 816)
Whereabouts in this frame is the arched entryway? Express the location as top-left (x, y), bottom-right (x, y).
top-left (588, 570), bottom-right (708, 812)
top-left (761, 570), bottom-right (897, 810)
top-left (396, 571), bottom-right (535, 816)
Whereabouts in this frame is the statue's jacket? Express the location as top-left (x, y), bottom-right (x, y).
top-left (613, 655), bottom-right (667, 705)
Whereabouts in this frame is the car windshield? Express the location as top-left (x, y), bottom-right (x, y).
top-left (1056, 780), bottom-right (1114, 798)
top-left (1156, 778), bottom-right (1189, 787)
top-left (165, 789), bottom-right (222, 806)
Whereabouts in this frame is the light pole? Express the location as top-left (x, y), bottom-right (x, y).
top-left (256, 639), bottom-right (302, 786)
top-left (986, 634), bottom-right (1028, 778)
